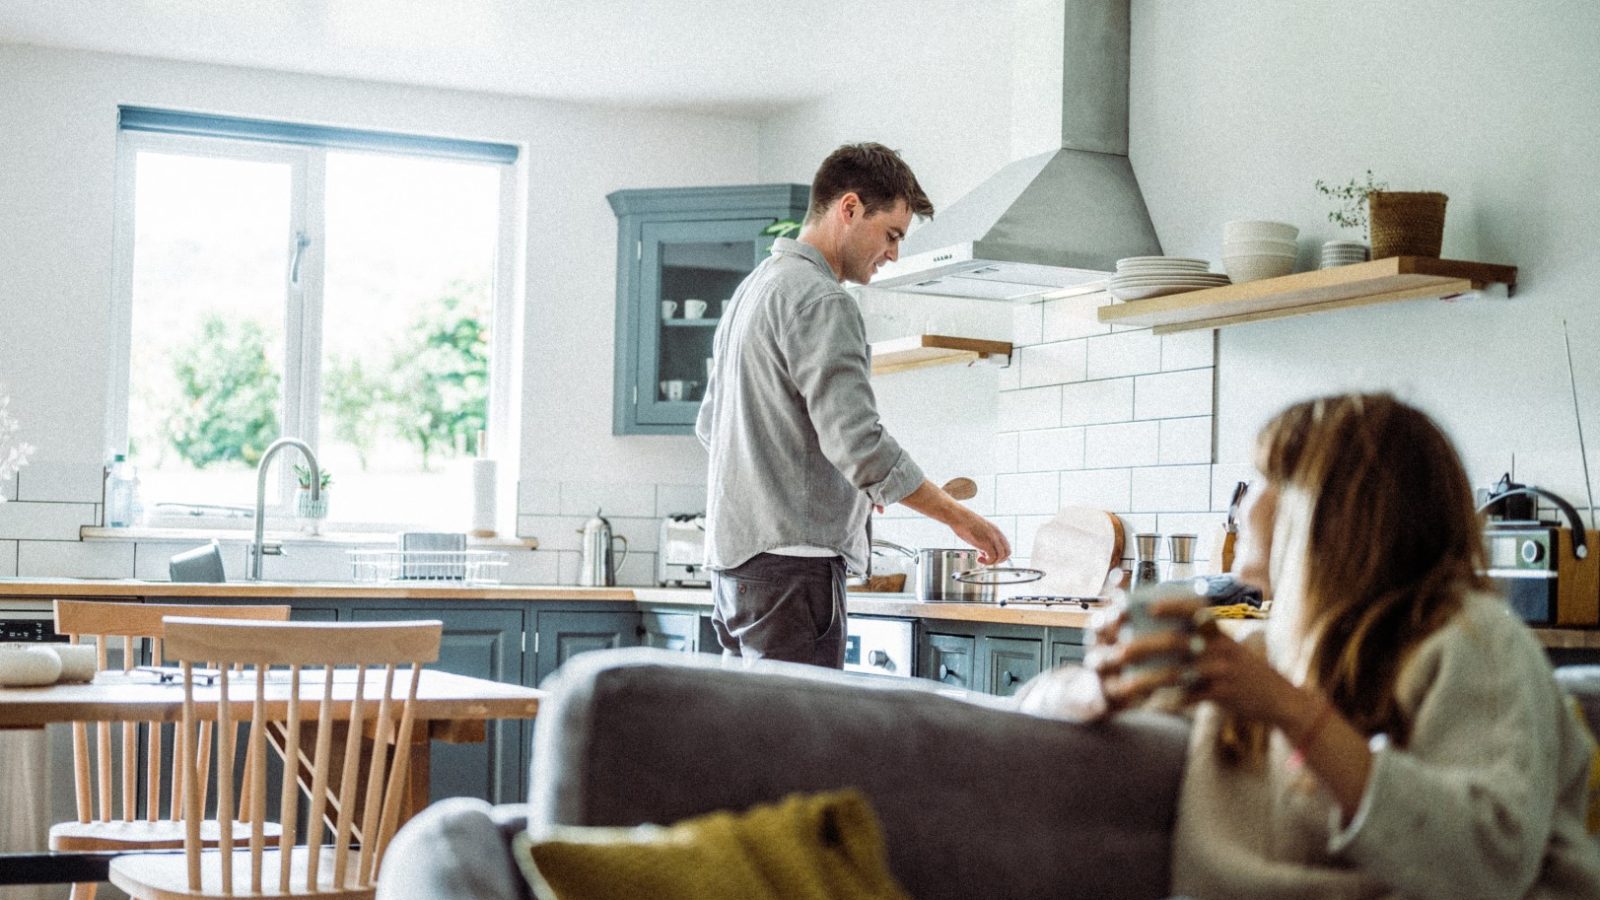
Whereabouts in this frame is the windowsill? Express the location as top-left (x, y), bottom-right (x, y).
top-left (79, 525), bottom-right (539, 550)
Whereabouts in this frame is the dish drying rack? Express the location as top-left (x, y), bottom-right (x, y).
top-left (347, 549), bottom-right (509, 584)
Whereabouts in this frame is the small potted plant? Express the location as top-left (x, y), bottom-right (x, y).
top-left (293, 464), bottom-right (332, 532)
top-left (1316, 171), bottom-right (1448, 260)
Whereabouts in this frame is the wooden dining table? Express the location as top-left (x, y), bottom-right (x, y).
top-left (0, 667), bottom-right (545, 886)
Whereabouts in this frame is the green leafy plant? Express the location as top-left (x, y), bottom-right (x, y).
top-left (165, 315), bottom-right (281, 468)
top-left (384, 283), bottom-right (490, 471)
top-left (292, 463), bottom-right (332, 490)
top-left (761, 218), bottom-right (803, 251)
top-left (1314, 170), bottom-right (1388, 240)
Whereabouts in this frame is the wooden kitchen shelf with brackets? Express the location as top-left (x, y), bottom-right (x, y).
top-left (870, 334), bottom-right (1013, 376)
top-left (1096, 257), bottom-right (1518, 335)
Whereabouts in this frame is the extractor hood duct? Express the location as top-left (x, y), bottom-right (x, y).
top-left (873, 0), bottom-right (1161, 301)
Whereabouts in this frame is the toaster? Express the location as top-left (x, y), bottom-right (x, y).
top-left (657, 513), bottom-right (710, 586)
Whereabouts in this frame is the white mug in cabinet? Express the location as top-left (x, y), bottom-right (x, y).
top-left (661, 300), bottom-right (678, 319)
top-left (683, 298), bottom-right (708, 319)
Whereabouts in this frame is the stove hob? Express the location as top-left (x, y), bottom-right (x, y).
top-left (996, 595), bottom-right (1110, 610)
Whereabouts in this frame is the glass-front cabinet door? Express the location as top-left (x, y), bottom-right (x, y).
top-left (636, 219), bottom-right (766, 426)
top-left (609, 184), bottom-right (810, 435)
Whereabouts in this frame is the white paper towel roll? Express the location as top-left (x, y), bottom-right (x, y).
top-left (471, 458), bottom-right (498, 537)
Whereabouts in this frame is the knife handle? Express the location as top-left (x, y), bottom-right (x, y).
top-left (1216, 528), bottom-right (1238, 574)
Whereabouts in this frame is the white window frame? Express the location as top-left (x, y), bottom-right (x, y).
top-left (107, 128), bottom-right (523, 533)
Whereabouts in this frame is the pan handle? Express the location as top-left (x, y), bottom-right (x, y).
top-left (951, 566), bottom-right (1045, 585)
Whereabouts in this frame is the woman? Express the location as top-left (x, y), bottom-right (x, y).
top-left (1019, 393), bottom-right (1600, 898)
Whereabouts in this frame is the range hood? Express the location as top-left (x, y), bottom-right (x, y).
top-left (872, 0), bottom-right (1161, 302)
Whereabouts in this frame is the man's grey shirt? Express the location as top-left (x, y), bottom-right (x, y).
top-left (696, 238), bottom-right (925, 574)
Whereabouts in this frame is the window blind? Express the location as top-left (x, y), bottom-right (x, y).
top-left (118, 106), bottom-right (518, 165)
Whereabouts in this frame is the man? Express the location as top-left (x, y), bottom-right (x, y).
top-left (696, 142), bottom-right (1011, 668)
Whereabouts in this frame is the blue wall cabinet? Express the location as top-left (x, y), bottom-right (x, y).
top-left (608, 184), bottom-right (810, 435)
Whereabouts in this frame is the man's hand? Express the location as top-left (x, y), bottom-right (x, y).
top-left (896, 479), bottom-right (1011, 564)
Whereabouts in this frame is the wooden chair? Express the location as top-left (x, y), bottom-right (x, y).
top-left (50, 600), bottom-right (293, 900)
top-left (108, 616), bottom-right (443, 900)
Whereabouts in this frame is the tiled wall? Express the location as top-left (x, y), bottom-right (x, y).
top-left (515, 479), bottom-right (708, 587)
top-left (876, 291), bottom-right (1237, 575)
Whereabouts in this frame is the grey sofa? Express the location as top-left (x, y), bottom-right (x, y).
top-left (378, 647), bottom-right (1192, 900)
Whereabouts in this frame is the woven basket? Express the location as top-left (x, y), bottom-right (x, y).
top-left (1367, 191), bottom-right (1448, 258)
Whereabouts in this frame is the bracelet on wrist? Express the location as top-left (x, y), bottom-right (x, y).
top-left (1286, 693), bottom-right (1334, 768)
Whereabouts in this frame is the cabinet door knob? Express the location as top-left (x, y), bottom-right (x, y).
top-left (938, 663), bottom-right (959, 682)
top-left (868, 649), bottom-right (891, 668)
top-left (1001, 670), bottom-right (1017, 687)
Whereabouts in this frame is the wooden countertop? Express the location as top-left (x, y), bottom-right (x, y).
top-left (5, 579), bottom-right (1596, 642)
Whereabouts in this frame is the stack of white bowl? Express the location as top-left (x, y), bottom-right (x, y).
top-left (1222, 220), bottom-right (1298, 283)
top-left (1109, 257), bottom-right (1230, 301)
top-left (1318, 240), bottom-right (1369, 269)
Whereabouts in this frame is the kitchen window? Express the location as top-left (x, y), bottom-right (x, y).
top-left (107, 108), bottom-right (521, 531)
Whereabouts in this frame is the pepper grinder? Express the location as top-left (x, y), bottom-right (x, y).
top-left (1165, 533), bottom-right (1198, 583)
top-left (1132, 532), bottom-right (1161, 591)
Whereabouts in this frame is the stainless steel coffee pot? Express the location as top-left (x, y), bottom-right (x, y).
top-left (577, 509), bottom-right (629, 586)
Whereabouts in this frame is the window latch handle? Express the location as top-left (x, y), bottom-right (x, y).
top-left (289, 231), bottom-right (311, 285)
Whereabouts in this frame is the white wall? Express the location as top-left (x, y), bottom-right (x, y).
top-left (0, 44), bottom-right (759, 581)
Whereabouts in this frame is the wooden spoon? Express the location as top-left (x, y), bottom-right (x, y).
top-left (941, 477), bottom-right (978, 501)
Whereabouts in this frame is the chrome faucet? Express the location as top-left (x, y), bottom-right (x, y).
top-left (248, 437), bottom-right (320, 581)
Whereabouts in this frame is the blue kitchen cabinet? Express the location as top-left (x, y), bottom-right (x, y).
top-left (608, 184), bottom-right (810, 435)
top-left (531, 609), bottom-right (643, 685)
top-left (349, 606), bottom-right (525, 806)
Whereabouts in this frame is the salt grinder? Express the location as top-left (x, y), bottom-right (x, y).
top-left (1132, 532), bottom-right (1161, 590)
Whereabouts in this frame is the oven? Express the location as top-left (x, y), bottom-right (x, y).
top-left (0, 598), bottom-right (73, 900)
top-left (843, 616), bottom-right (914, 678)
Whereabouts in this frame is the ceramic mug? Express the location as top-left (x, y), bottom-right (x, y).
top-left (683, 299), bottom-right (708, 319)
top-left (660, 379), bottom-right (686, 401)
top-left (661, 300), bottom-right (678, 319)
top-left (1120, 580), bottom-right (1208, 677)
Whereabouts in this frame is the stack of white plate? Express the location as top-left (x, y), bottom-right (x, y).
top-left (1318, 240), bottom-right (1370, 269)
top-left (1109, 257), bottom-right (1230, 301)
top-left (1222, 220), bottom-right (1298, 283)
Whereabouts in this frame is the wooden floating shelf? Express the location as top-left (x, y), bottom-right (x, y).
top-left (1097, 257), bottom-right (1518, 335)
top-left (870, 334), bottom-right (1013, 376)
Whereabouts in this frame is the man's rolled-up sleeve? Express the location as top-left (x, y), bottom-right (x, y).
top-left (781, 294), bottom-right (924, 506)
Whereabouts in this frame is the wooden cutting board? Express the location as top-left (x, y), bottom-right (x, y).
top-left (1024, 507), bottom-right (1125, 598)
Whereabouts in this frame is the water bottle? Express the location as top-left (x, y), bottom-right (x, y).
top-left (106, 454), bottom-right (136, 527)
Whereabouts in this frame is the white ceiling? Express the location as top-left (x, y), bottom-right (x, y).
top-left (0, 0), bottom-right (1012, 116)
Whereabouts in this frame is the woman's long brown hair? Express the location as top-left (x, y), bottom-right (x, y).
top-left (1255, 393), bottom-right (1487, 744)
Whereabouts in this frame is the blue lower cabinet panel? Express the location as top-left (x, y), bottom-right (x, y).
top-left (532, 610), bottom-right (642, 686)
top-left (349, 607), bottom-right (525, 806)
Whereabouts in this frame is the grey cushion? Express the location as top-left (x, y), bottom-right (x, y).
top-left (376, 797), bottom-right (530, 900)
top-left (528, 648), bottom-right (1192, 900)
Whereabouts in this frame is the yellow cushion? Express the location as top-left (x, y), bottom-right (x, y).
top-left (1568, 696), bottom-right (1600, 834)
top-left (513, 789), bottom-right (911, 900)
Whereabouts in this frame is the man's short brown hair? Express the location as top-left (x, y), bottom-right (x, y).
top-left (807, 142), bottom-right (934, 222)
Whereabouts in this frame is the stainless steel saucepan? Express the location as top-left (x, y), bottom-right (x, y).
top-left (876, 543), bottom-right (1042, 603)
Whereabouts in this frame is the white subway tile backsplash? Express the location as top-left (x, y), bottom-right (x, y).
top-left (0, 502), bottom-right (97, 540)
top-left (1059, 469), bottom-right (1132, 511)
top-left (996, 471), bottom-right (1061, 515)
top-left (503, 549), bottom-right (561, 585)
top-left (1017, 427), bottom-right (1085, 472)
top-left (1060, 379), bottom-right (1135, 426)
top-left (558, 481), bottom-right (656, 518)
top-left (16, 461), bottom-right (103, 504)
top-left (994, 432), bottom-right (1019, 474)
top-left (999, 386), bottom-right (1062, 431)
top-left (1086, 331), bottom-right (1164, 380)
top-left (556, 551), bottom-right (580, 585)
top-left (519, 479), bottom-right (561, 516)
top-left (1131, 466), bottom-right (1213, 512)
top-left (617, 551), bottom-right (658, 587)
top-left (1161, 331), bottom-right (1215, 371)
top-left (1, 476), bottom-right (14, 502)
top-left (517, 515), bottom-right (589, 552)
top-left (133, 539), bottom-right (248, 581)
top-left (655, 484), bottom-right (707, 517)
top-left (1155, 512), bottom-right (1226, 547)
top-left (1117, 513), bottom-right (1158, 541)
top-left (998, 357), bottom-right (1022, 391)
top-left (1041, 293), bottom-right (1111, 342)
top-left (1013, 302), bottom-right (1044, 347)
top-left (1134, 369), bottom-right (1213, 420)
top-left (0, 540), bottom-right (14, 575)
top-left (1159, 417), bottom-right (1213, 465)
top-left (1083, 422), bottom-right (1160, 468)
top-left (1019, 341), bottom-right (1087, 388)
top-left (19, 539), bottom-right (133, 579)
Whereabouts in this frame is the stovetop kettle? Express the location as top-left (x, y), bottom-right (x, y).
top-left (577, 509), bottom-right (629, 586)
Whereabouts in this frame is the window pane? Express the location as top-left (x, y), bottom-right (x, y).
top-left (321, 152), bottom-right (499, 528)
top-left (127, 151), bottom-right (290, 511)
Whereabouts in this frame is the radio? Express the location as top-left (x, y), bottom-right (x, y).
top-left (1485, 524), bottom-right (1599, 626)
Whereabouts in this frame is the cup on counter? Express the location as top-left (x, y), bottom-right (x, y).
top-left (683, 299), bottom-right (708, 319)
top-left (660, 379), bottom-right (686, 401)
top-left (661, 300), bottom-right (678, 320)
top-left (1119, 580), bottom-right (1210, 678)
